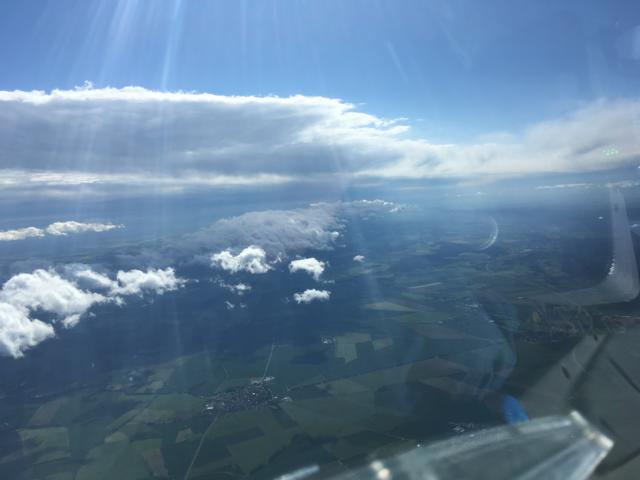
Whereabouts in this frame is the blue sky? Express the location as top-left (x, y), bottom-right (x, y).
top-left (1, 0), bottom-right (638, 140)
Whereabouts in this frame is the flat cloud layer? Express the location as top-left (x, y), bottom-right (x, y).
top-left (0, 87), bottom-right (638, 195)
top-left (0, 221), bottom-right (121, 241)
top-left (289, 257), bottom-right (326, 281)
top-left (293, 289), bottom-right (331, 304)
top-left (0, 266), bottom-right (184, 358)
top-left (45, 221), bottom-right (121, 236)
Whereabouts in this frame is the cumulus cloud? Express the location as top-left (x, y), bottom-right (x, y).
top-left (0, 269), bottom-right (109, 328)
top-left (0, 221), bottom-right (121, 241)
top-left (0, 87), bottom-right (636, 196)
top-left (90, 199), bottom-right (393, 276)
top-left (0, 266), bottom-right (184, 358)
top-left (293, 289), bottom-right (331, 304)
top-left (190, 204), bottom-right (341, 257)
top-left (289, 257), bottom-right (326, 281)
top-left (0, 302), bottom-right (55, 358)
top-left (353, 255), bottom-right (365, 263)
top-left (65, 265), bottom-right (118, 291)
top-left (210, 246), bottom-right (271, 274)
top-left (112, 268), bottom-right (184, 296)
top-left (0, 227), bottom-right (45, 241)
top-left (115, 203), bottom-right (348, 270)
top-left (150, 200), bottom-right (393, 270)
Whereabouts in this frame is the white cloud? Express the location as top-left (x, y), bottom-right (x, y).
top-left (353, 255), bottom-right (365, 263)
top-left (211, 246), bottom-right (271, 274)
top-left (293, 289), bottom-right (331, 304)
top-left (0, 221), bottom-right (121, 241)
top-left (45, 221), bottom-right (122, 236)
top-left (289, 258), bottom-right (326, 281)
top-left (535, 183), bottom-right (594, 190)
top-left (350, 199), bottom-right (394, 207)
top-left (358, 100), bottom-right (640, 179)
top-left (534, 180), bottom-right (640, 191)
top-left (0, 87), bottom-right (399, 190)
top-left (113, 268), bottom-right (185, 296)
top-left (0, 266), bottom-right (185, 358)
top-left (93, 201), bottom-right (389, 272)
top-left (157, 201), bottom-right (391, 269)
top-left (65, 265), bottom-right (118, 291)
top-left (219, 282), bottom-right (252, 295)
top-left (190, 204), bottom-right (341, 257)
top-left (0, 269), bottom-right (109, 328)
top-left (1, 87), bottom-right (636, 196)
top-left (0, 302), bottom-right (55, 358)
top-left (0, 227), bottom-right (45, 241)
top-left (346, 199), bottom-right (405, 215)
